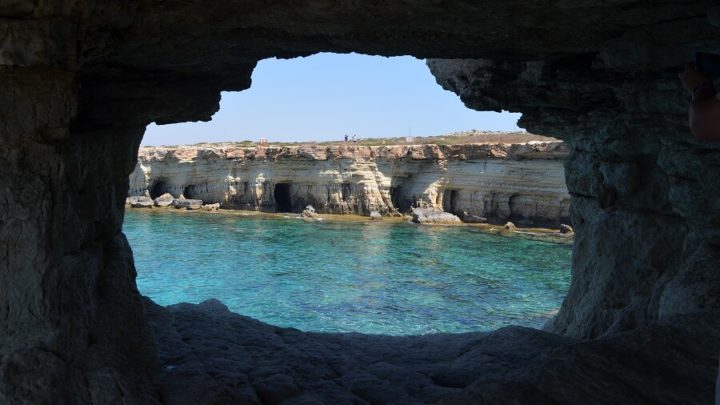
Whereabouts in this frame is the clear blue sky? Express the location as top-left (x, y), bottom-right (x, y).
top-left (142, 53), bottom-right (521, 146)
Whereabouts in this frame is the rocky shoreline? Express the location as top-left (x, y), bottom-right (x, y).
top-left (129, 141), bottom-right (571, 228)
top-left (125, 201), bottom-right (575, 243)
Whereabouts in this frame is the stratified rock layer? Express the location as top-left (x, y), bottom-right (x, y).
top-left (129, 142), bottom-right (571, 226)
top-left (2, 0), bottom-right (720, 403)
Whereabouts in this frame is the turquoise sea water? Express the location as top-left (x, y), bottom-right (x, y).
top-left (124, 210), bottom-right (572, 335)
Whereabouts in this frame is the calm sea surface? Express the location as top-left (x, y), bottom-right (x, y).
top-left (124, 210), bottom-right (572, 335)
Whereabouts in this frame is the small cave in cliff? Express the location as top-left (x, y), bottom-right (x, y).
top-left (390, 186), bottom-right (413, 213)
top-left (274, 183), bottom-right (293, 212)
top-left (442, 189), bottom-right (460, 214)
top-left (149, 180), bottom-right (169, 199)
top-left (341, 183), bottom-right (352, 202)
top-left (184, 184), bottom-right (200, 199)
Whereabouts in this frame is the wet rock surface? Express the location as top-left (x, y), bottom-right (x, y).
top-left (147, 299), bottom-right (720, 405)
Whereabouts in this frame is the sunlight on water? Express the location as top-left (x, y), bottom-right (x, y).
top-left (124, 210), bottom-right (571, 335)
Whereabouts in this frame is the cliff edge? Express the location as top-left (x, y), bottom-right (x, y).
top-left (129, 141), bottom-right (570, 227)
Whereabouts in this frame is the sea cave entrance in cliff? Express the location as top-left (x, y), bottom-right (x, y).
top-left (274, 183), bottom-right (293, 212)
top-left (184, 184), bottom-right (200, 199)
top-left (150, 179), bottom-right (169, 199)
top-left (443, 189), bottom-right (460, 214)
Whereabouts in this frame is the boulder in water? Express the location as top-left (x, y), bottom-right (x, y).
top-left (503, 221), bottom-right (516, 231)
top-left (560, 224), bottom-right (574, 234)
top-left (202, 203), bottom-right (220, 211)
top-left (128, 196), bottom-right (154, 208)
top-left (370, 211), bottom-right (382, 220)
top-left (301, 205), bottom-right (318, 218)
top-left (154, 193), bottom-right (174, 207)
top-left (461, 211), bottom-right (487, 223)
top-left (411, 208), bottom-right (461, 224)
top-left (173, 199), bottom-right (203, 210)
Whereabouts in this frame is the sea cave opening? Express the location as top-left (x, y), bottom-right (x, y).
top-left (183, 184), bottom-right (200, 199)
top-left (390, 184), bottom-right (414, 213)
top-left (341, 183), bottom-right (352, 202)
top-left (274, 182), bottom-right (294, 212)
top-left (442, 189), bottom-right (460, 214)
top-left (127, 52), bottom-right (571, 336)
top-left (149, 179), bottom-right (169, 199)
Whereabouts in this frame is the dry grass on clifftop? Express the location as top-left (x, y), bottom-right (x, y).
top-left (176, 131), bottom-right (560, 149)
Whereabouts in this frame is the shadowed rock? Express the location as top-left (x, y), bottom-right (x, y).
top-left (146, 299), bottom-right (720, 405)
top-left (1, 0), bottom-right (720, 402)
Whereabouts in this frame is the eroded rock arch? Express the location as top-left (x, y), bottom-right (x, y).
top-left (2, 1), bottom-right (720, 403)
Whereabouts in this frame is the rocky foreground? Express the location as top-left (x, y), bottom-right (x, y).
top-left (147, 299), bottom-right (720, 404)
top-left (129, 141), bottom-right (570, 227)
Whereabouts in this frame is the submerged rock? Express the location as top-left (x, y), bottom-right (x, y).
top-left (128, 196), bottom-right (154, 208)
top-left (173, 199), bottom-right (203, 210)
top-left (154, 193), bottom-right (174, 207)
top-left (411, 208), bottom-right (461, 224)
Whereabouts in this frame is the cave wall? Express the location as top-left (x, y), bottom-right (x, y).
top-left (2, 0), bottom-right (720, 402)
top-left (428, 55), bottom-right (720, 338)
top-left (0, 71), bottom-right (157, 402)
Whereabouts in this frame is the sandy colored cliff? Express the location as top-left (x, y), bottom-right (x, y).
top-left (130, 141), bottom-right (571, 226)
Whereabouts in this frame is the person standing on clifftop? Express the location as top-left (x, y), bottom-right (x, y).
top-left (344, 134), bottom-right (348, 142)
top-left (680, 64), bottom-right (720, 141)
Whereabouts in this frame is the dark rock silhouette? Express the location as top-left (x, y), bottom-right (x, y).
top-left (1, 1), bottom-right (719, 403)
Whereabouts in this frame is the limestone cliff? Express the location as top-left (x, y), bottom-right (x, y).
top-left (129, 142), bottom-right (571, 226)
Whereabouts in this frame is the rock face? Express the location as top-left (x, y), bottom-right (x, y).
top-left (128, 195), bottom-right (154, 208)
top-left (411, 208), bottom-right (462, 225)
top-left (427, 58), bottom-right (720, 340)
top-left (129, 142), bottom-right (571, 226)
top-left (153, 193), bottom-right (174, 207)
top-left (172, 199), bottom-right (203, 210)
top-left (201, 203), bottom-right (220, 211)
top-left (2, 1), bottom-right (720, 403)
top-left (147, 299), bottom-right (720, 405)
top-left (461, 212), bottom-right (487, 224)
